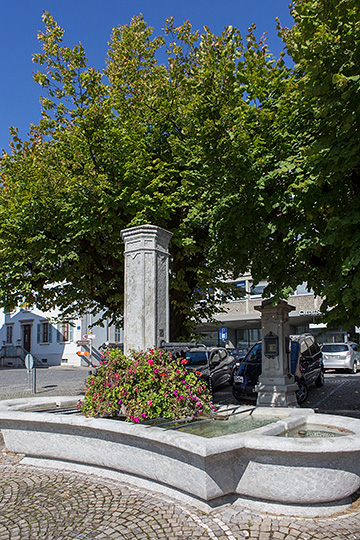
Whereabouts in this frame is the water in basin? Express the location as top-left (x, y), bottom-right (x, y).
top-left (167, 413), bottom-right (279, 438)
top-left (280, 423), bottom-right (354, 438)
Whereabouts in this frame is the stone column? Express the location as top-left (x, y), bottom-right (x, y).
top-left (255, 299), bottom-right (299, 407)
top-left (121, 225), bottom-right (173, 354)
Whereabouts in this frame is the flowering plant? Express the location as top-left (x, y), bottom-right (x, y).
top-left (78, 348), bottom-right (216, 422)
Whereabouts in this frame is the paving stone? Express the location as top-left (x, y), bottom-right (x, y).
top-left (1, 429), bottom-right (360, 540)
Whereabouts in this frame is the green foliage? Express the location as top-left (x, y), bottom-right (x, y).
top-left (78, 348), bottom-right (215, 422)
top-left (273, 0), bottom-right (360, 329)
top-left (2, 3), bottom-right (360, 335)
top-left (0, 12), bottom-right (252, 337)
top-left (212, 0), bottom-right (360, 329)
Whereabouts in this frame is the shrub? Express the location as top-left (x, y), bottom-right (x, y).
top-left (78, 348), bottom-right (216, 422)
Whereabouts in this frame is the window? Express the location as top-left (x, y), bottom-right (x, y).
top-left (234, 281), bottom-right (246, 294)
top-left (250, 284), bottom-right (267, 296)
top-left (292, 282), bottom-right (312, 296)
top-left (322, 344), bottom-right (348, 353)
top-left (185, 351), bottom-right (208, 366)
top-left (114, 327), bottom-right (122, 342)
top-left (244, 343), bottom-right (262, 364)
top-left (300, 339), bottom-right (311, 357)
top-left (6, 325), bottom-right (13, 344)
top-left (57, 322), bottom-right (74, 342)
top-left (37, 322), bottom-right (52, 344)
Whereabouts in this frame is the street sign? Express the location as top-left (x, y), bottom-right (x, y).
top-left (25, 353), bottom-right (34, 370)
top-left (77, 351), bottom-right (90, 357)
top-left (76, 340), bottom-right (90, 346)
top-left (220, 327), bottom-right (227, 340)
top-left (83, 334), bottom-right (95, 340)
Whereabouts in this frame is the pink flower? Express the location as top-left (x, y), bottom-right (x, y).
top-left (180, 359), bottom-right (188, 364)
top-left (147, 359), bottom-right (154, 365)
top-left (147, 400), bottom-right (153, 406)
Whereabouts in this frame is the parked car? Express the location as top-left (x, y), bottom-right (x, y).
top-left (184, 346), bottom-right (235, 391)
top-left (232, 334), bottom-right (324, 404)
top-left (230, 348), bottom-right (249, 362)
top-left (321, 342), bottom-right (359, 373)
top-left (228, 347), bottom-right (249, 379)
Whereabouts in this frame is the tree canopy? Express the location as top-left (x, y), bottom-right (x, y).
top-left (0, 13), bottom-right (260, 337)
top-left (1, 0), bottom-right (360, 336)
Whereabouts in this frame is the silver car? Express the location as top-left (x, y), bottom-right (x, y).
top-left (321, 342), bottom-right (359, 373)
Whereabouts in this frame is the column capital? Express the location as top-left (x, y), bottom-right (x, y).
top-left (121, 225), bottom-right (173, 254)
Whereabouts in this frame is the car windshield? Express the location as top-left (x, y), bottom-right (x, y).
top-left (185, 351), bottom-right (208, 366)
top-left (322, 344), bottom-right (348, 353)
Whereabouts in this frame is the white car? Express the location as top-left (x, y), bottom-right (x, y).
top-left (321, 342), bottom-right (359, 373)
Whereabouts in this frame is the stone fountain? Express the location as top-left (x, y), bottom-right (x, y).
top-left (1, 224), bottom-right (360, 516)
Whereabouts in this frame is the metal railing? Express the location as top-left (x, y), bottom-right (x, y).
top-left (0, 345), bottom-right (42, 368)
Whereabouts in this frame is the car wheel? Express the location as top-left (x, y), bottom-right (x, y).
top-left (315, 370), bottom-right (325, 387)
top-left (351, 361), bottom-right (357, 374)
top-left (296, 381), bottom-right (309, 404)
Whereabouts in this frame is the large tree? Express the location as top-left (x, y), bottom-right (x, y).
top-left (212, 0), bottom-right (360, 331)
top-left (278, 0), bottom-right (360, 330)
top-left (0, 13), bottom-right (270, 338)
top-left (2, 2), bottom-right (359, 338)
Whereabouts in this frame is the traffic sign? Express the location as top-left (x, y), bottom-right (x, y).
top-left (77, 351), bottom-right (90, 356)
top-left (220, 327), bottom-right (227, 340)
top-left (25, 353), bottom-right (34, 370)
top-left (83, 334), bottom-right (95, 340)
top-left (76, 340), bottom-right (90, 346)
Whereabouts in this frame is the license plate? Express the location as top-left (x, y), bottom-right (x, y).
top-left (234, 375), bottom-right (244, 383)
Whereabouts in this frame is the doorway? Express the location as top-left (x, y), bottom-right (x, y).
top-left (22, 324), bottom-right (32, 352)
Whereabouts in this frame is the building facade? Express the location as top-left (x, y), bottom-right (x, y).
top-left (0, 307), bottom-right (123, 368)
top-left (196, 273), bottom-right (352, 348)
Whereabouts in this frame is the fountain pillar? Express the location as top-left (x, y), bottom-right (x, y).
top-left (255, 299), bottom-right (299, 407)
top-left (121, 225), bottom-right (173, 354)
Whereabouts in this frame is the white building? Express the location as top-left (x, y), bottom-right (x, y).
top-left (0, 306), bottom-right (123, 368)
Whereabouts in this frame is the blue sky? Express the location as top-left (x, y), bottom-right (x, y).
top-left (0, 1), bottom-right (294, 153)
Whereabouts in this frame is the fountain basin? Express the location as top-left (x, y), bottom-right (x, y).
top-left (1, 397), bottom-right (360, 512)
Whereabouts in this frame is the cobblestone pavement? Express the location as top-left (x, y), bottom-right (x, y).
top-left (1, 436), bottom-right (360, 540)
top-left (1, 368), bottom-right (360, 539)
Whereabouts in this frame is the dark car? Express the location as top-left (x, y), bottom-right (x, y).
top-left (229, 347), bottom-right (249, 362)
top-left (232, 334), bottom-right (324, 404)
top-left (184, 346), bottom-right (235, 391)
top-left (229, 347), bottom-right (249, 375)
